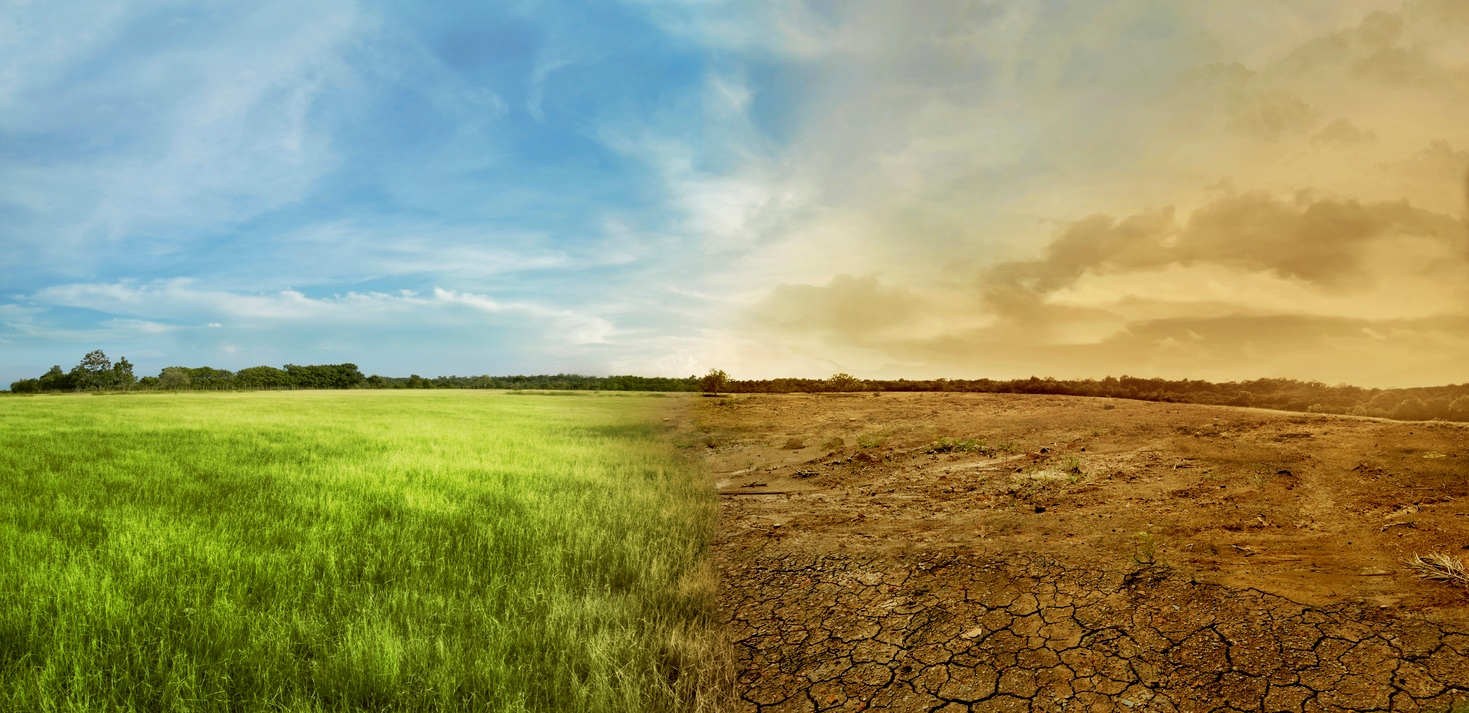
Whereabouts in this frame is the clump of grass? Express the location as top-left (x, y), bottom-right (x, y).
top-left (781, 437), bottom-right (805, 450)
top-left (857, 433), bottom-right (885, 449)
top-left (1134, 532), bottom-right (1158, 564)
top-left (821, 436), bottom-right (845, 450)
top-left (0, 392), bottom-right (727, 712)
top-left (1405, 552), bottom-right (1469, 587)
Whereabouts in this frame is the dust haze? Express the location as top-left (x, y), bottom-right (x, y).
top-left (728, 0), bottom-right (1469, 387)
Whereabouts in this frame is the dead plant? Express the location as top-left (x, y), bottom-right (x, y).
top-left (1405, 552), bottom-right (1469, 587)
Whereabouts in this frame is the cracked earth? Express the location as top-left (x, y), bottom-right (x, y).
top-left (694, 392), bottom-right (1469, 711)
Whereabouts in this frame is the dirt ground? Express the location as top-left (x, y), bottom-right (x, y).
top-left (687, 392), bottom-right (1469, 712)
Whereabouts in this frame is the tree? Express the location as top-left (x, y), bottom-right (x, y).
top-left (184, 366), bottom-right (237, 390)
top-left (9, 378), bottom-right (40, 393)
top-left (237, 366), bottom-right (291, 389)
top-left (37, 365), bottom-right (73, 391)
top-left (1450, 396), bottom-right (1469, 422)
top-left (284, 363), bottom-right (364, 389)
top-left (71, 349), bottom-right (112, 390)
top-left (826, 372), bottom-right (863, 392)
top-left (700, 368), bottom-right (729, 395)
top-left (159, 367), bottom-right (192, 391)
top-left (1392, 398), bottom-right (1428, 421)
top-left (112, 357), bottom-right (136, 390)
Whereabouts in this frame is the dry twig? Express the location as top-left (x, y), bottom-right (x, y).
top-left (1405, 552), bottom-right (1469, 587)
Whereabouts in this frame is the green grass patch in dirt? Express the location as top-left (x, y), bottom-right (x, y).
top-left (0, 391), bottom-right (723, 712)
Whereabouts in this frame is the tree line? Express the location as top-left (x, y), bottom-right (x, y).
top-left (705, 371), bottom-right (1469, 422)
top-left (7, 351), bottom-right (371, 393)
top-left (6, 350), bottom-right (700, 394)
top-left (10, 351), bottom-right (1469, 423)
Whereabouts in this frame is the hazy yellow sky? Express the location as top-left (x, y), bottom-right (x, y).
top-left (702, 0), bottom-right (1469, 387)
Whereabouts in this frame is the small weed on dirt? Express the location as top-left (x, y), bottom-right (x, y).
top-left (781, 437), bottom-right (805, 450)
top-left (1135, 532), bottom-right (1159, 565)
top-left (821, 436), bottom-right (845, 450)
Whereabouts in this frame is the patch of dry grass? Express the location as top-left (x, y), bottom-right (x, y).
top-left (1405, 552), bottom-right (1469, 587)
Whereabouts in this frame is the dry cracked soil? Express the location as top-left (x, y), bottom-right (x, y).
top-left (684, 392), bottom-right (1469, 712)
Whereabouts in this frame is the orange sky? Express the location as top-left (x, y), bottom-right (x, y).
top-left (707, 0), bottom-right (1469, 387)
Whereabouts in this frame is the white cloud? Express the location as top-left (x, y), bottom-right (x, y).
top-left (432, 288), bottom-right (614, 345)
top-left (0, 0), bottom-right (375, 267)
top-left (626, 0), bottom-right (838, 58)
top-left (24, 279), bottom-right (616, 347)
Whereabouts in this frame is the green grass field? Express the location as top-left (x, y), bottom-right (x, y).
top-left (0, 391), bottom-right (724, 712)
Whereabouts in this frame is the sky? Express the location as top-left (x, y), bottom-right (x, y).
top-left (2, 0), bottom-right (1468, 387)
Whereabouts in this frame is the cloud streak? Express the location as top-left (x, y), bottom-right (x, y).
top-left (23, 280), bottom-right (612, 345)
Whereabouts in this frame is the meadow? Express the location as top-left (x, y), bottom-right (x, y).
top-left (0, 390), bottom-right (724, 712)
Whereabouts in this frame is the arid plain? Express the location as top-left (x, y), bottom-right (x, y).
top-left (683, 392), bottom-right (1469, 712)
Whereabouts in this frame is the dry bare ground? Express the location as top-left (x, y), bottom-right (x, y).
top-left (687, 392), bottom-right (1469, 712)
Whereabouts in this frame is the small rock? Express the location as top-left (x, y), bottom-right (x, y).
top-left (960, 626), bottom-right (984, 639)
top-left (1034, 505), bottom-right (1047, 514)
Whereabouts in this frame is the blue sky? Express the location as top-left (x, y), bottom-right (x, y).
top-left (2, 0), bottom-right (764, 382)
top-left (4, 1), bottom-right (1469, 387)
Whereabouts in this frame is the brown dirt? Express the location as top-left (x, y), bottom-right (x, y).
top-left (689, 392), bottom-right (1469, 712)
